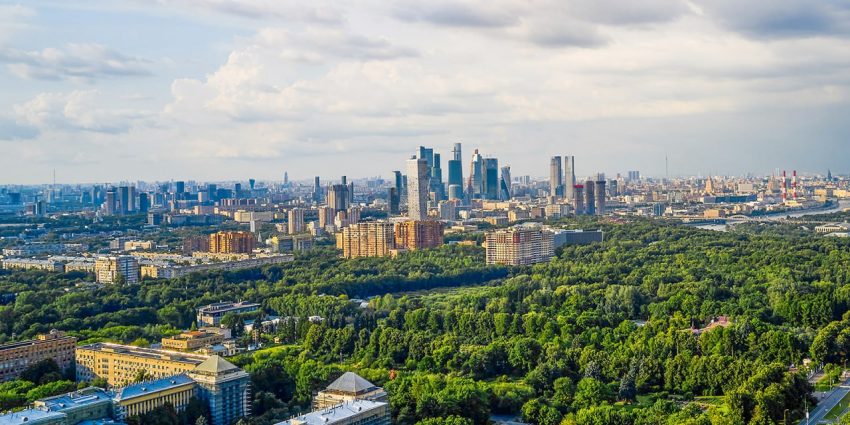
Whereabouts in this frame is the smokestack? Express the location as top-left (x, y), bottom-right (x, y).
top-left (792, 170), bottom-right (798, 200)
top-left (781, 170), bottom-right (787, 202)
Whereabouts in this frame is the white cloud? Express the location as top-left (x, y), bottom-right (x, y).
top-left (0, 43), bottom-right (151, 81)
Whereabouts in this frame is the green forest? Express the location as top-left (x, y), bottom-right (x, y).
top-left (3, 218), bottom-right (850, 424)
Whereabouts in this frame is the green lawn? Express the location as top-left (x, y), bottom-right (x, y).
top-left (694, 396), bottom-right (725, 407)
top-left (824, 391), bottom-right (850, 421)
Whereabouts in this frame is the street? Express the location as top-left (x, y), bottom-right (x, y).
top-left (800, 377), bottom-right (850, 425)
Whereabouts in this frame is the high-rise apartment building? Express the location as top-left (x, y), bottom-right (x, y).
top-left (394, 221), bottom-right (445, 251)
top-left (0, 330), bottom-right (76, 382)
top-left (105, 187), bottom-right (117, 216)
top-left (406, 156), bottom-right (430, 221)
top-left (313, 176), bottom-right (323, 203)
top-left (209, 231), bottom-right (256, 254)
top-left (318, 206), bottom-right (335, 229)
top-left (485, 227), bottom-right (555, 266)
top-left (288, 208), bottom-right (305, 235)
top-left (95, 255), bottom-right (139, 284)
top-left (549, 156), bottom-right (563, 198)
top-left (336, 222), bottom-right (395, 258)
top-left (564, 156), bottom-right (576, 201)
top-left (574, 185), bottom-right (585, 215)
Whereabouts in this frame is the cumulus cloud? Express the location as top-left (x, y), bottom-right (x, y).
top-left (13, 90), bottom-right (149, 133)
top-left (0, 43), bottom-right (152, 81)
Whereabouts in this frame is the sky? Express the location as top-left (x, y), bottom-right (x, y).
top-left (1, 0), bottom-right (849, 184)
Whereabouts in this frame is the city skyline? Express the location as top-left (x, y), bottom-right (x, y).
top-left (1, 1), bottom-right (849, 183)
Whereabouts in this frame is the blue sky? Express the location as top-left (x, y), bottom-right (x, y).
top-left (1, 0), bottom-right (849, 184)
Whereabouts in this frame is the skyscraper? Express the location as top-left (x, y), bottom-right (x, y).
top-left (313, 176), bottom-right (322, 203)
top-left (564, 156), bottom-right (576, 201)
top-left (595, 180), bottom-right (606, 215)
top-left (550, 156), bottom-right (563, 198)
top-left (431, 152), bottom-right (445, 200)
top-left (288, 208), bottom-right (305, 234)
top-left (468, 149), bottom-right (483, 199)
top-left (584, 180), bottom-right (596, 215)
top-left (500, 166), bottom-right (512, 200)
top-left (328, 182), bottom-right (350, 213)
top-left (118, 186), bottom-right (130, 214)
top-left (105, 188), bottom-right (117, 216)
top-left (447, 143), bottom-right (464, 201)
top-left (574, 185), bottom-right (585, 215)
top-left (407, 156), bottom-right (430, 221)
top-left (483, 158), bottom-right (499, 200)
top-left (388, 187), bottom-right (400, 215)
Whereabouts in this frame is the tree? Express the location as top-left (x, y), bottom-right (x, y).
top-left (20, 359), bottom-right (62, 385)
top-left (574, 378), bottom-right (613, 409)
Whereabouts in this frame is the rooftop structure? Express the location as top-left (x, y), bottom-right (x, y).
top-left (276, 400), bottom-right (390, 425)
top-left (196, 301), bottom-right (261, 326)
top-left (314, 372), bottom-right (388, 410)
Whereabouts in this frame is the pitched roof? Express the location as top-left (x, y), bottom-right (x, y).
top-left (192, 355), bottom-right (239, 374)
top-left (325, 372), bottom-right (377, 394)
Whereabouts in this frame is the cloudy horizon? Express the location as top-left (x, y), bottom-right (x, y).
top-left (1, 0), bottom-right (849, 184)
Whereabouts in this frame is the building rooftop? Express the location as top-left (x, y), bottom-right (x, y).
top-left (113, 374), bottom-right (195, 402)
top-left (78, 343), bottom-right (208, 365)
top-left (192, 355), bottom-right (240, 375)
top-left (35, 387), bottom-right (111, 412)
top-left (197, 301), bottom-right (260, 313)
top-left (275, 400), bottom-right (387, 425)
top-left (0, 409), bottom-right (66, 425)
top-left (325, 372), bottom-right (378, 395)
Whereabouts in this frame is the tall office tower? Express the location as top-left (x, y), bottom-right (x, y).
top-left (284, 172), bottom-right (289, 185)
top-left (341, 176), bottom-right (347, 185)
top-left (419, 146), bottom-right (434, 169)
top-left (288, 208), bottom-right (305, 235)
top-left (249, 178), bottom-right (256, 190)
top-left (483, 158), bottom-right (499, 200)
top-left (209, 231), bottom-right (256, 254)
top-left (388, 187), bottom-right (400, 215)
top-left (336, 222), bottom-right (396, 258)
top-left (208, 184), bottom-right (218, 202)
top-left (574, 185), bottom-right (585, 215)
top-left (431, 153), bottom-right (445, 201)
top-left (105, 188), bottom-right (117, 216)
top-left (564, 156), bottom-right (576, 201)
top-left (138, 192), bottom-right (150, 213)
top-left (500, 166), bottom-right (512, 200)
top-left (447, 143), bottom-right (464, 200)
top-left (187, 356), bottom-right (251, 425)
top-left (584, 180), bottom-right (596, 215)
top-left (468, 149), bottom-right (484, 199)
top-left (448, 184), bottom-right (463, 201)
top-left (118, 186), bottom-right (130, 214)
top-left (407, 156), bottom-right (430, 221)
top-left (348, 181), bottom-right (355, 205)
top-left (318, 206), bottom-right (335, 229)
top-left (393, 171), bottom-right (403, 191)
top-left (95, 255), bottom-right (139, 284)
top-left (327, 184), bottom-right (350, 213)
top-left (549, 156), bottom-right (563, 198)
top-left (129, 186), bottom-right (136, 212)
top-left (174, 181), bottom-right (185, 195)
top-left (628, 170), bottom-right (640, 181)
top-left (394, 220), bottom-right (445, 250)
top-left (595, 181), bottom-right (606, 215)
top-left (312, 177), bottom-right (322, 203)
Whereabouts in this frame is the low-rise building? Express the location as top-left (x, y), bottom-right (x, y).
top-left (161, 330), bottom-right (225, 352)
top-left (0, 330), bottom-right (76, 382)
top-left (113, 374), bottom-right (197, 421)
top-left (33, 387), bottom-right (113, 424)
top-left (275, 400), bottom-right (390, 425)
top-left (313, 372), bottom-right (388, 410)
top-left (76, 343), bottom-right (208, 387)
top-left (1, 258), bottom-right (64, 273)
top-left (196, 301), bottom-right (260, 327)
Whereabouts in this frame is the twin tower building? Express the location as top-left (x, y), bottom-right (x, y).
top-left (550, 155), bottom-right (606, 215)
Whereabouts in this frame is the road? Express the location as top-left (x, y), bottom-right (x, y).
top-left (800, 377), bottom-right (850, 425)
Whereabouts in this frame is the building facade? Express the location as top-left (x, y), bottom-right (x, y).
top-left (187, 356), bottom-right (251, 425)
top-left (0, 330), bottom-right (76, 383)
top-left (336, 222), bottom-right (395, 258)
top-left (406, 156), bottom-right (429, 221)
top-left (209, 231), bottom-right (256, 254)
top-left (75, 343), bottom-right (208, 387)
top-left (196, 302), bottom-right (260, 327)
top-left (485, 227), bottom-right (555, 266)
top-left (394, 221), bottom-right (445, 251)
top-left (95, 255), bottom-right (139, 284)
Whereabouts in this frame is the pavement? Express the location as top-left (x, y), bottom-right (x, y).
top-left (799, 377), bottom-right (850, 425)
